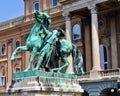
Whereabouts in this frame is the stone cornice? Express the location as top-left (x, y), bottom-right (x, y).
top-left (0, 21), bottom-right (34, 38)
top-left (58, 0), bottom-right (77, 5)
top-left (62, 0), bottom-right (108, 12)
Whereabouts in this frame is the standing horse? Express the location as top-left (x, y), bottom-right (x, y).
top-left (10, 11), bottom-right (51, 71)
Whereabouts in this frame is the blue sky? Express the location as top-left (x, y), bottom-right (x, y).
top-left (0, 0), bottom-right (24, 23)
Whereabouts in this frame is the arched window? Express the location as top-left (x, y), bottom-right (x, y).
top-left (14, 64), bottom-right (21, 73)
top-left (33, 1), bottom-right (39, 11)
top-left (51, 0), bottom-right (58, 7)
top-left (0, 66), bottom-right (6, 86)
top-left (1, 43), bottom-right (6, 55)
top-left (100, 44), bottom-right (109, 70)
top-left (14, 39), bottom-right (21, 49)
top-left (72, 24), bottom-right (81, 40)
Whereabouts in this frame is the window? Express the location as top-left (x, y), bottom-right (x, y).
top-left (0, 67), bottom-right (6, 86)
top-left (33, 1), bottom-right (39, 11)
top-left (14, 64), bottom-right (21, 73)
top-left (1, 43), bottom-right (6, 55)
top-left (100, 44), bottom-right (109, 70)
top-left (14, 39), bottom-right (20, 49)
top-left (0, 76), bottom-right (6, 86)
top-left (51, 0), bottom-right (58, 7)
top-left (72, 24), bottom-right (81, 40)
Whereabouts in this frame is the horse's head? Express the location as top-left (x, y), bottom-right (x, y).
top-left (33, 11), bottom-right (45, 23)
top-left (33, 11), bottom-right (51, 25)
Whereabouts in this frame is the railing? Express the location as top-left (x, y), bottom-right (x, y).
top-left (99, 68), bottom-right (120, 78)
top-left (0, 93), bottom-right (9, 96)
top-left (78, 69), bottom-right (120, 80)
top-left (78, 72), bottom-right (90, 81)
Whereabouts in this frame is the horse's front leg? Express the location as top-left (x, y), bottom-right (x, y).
top-left (24, 47), bottom-right (37, 71)
top-left (57, 56), bottom-right (69, 73)
top-left (11, 46), bottom-right (28, 60)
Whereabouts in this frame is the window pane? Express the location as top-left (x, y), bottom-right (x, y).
top-left (51, 0), bottom-right (58, 7)
top-left (103, 46), bottom-right (107, 62)
top-left (72, 24), bottom-right (81, 40)
top-left (33, 2), bottom-right (39, 11)
top-left (0, 77), bottom-right (2, 86)
top-left (100, 44), bottom-right (109, 70)
top-left (2, 44), bottom-right (6, 55)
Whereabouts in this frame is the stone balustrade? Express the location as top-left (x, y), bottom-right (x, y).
top-left (99, 68), bottom-right (120, 78)
top-left (78, 72), bottom-right (90, 81)
top-left (78, 68), bottom-right (120, 81)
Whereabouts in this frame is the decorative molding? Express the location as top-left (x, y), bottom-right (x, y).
top-left (7, 39), bottom-right (13, 44)
top-left (62, 11), bottom-right (71, 21)
top-left (0, 59), bottom-right (8, 62)
top-left (88, 3), bottom-right (97, 14)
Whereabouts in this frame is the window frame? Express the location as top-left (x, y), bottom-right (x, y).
top-left (51, 0), bottom-right (58, 7)
top-left (100, 44), bottom-right (109, 70)
top-left (72, 23), bottom-right (81, 41)
top-left (0, 66), bottom-right (6, 86)
top-left (33, 1), bottom-right (40, 11)
top-left (1, 43), bottom-right (7, 55)
top-left (14, 39), bottom-right (21, 50)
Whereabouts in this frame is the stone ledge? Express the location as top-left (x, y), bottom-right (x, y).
top-left (8, 75), bottom-right (84, 95)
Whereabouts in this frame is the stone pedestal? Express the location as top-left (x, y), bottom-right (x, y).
top-left (8, 70), bottom-right (83, 96)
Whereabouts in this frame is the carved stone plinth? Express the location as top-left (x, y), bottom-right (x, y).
top-left (8, 70), bottom-right (83, 96)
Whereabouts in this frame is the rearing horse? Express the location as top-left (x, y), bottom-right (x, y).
top-left (10, 11), bottom-right (51, 71)
top-left (11, 11), bottom-right (84, 74)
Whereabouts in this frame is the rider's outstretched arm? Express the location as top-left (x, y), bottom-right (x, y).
top-left (42, 26), bottom-right (52, 35)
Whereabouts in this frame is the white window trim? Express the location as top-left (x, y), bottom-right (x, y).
top-left (33, 1), bottom-right (40, 11)
top-left (100, 44), bottom-right (109, 70)
top-left (72, 24), bottom-right (81, 41)
top-left (0, 76), bottom-right (6, 86)
top-left (0, 67), bottom-right (6, 86)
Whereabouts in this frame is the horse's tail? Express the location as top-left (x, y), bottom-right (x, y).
top-left (72, 45), bottom-right (84, 74)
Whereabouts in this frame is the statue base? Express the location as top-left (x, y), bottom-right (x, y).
top-left (8, 70), bottom-right (84, 96)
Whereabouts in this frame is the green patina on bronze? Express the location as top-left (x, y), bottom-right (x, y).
top-left (13, 70), bottom-right (78, 79)
top-left (11, 11), bottom-right (84, 74)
